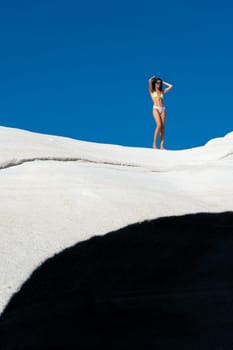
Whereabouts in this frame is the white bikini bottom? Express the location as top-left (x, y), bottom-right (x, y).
top-left (153, 106), bottom-right (166, 114)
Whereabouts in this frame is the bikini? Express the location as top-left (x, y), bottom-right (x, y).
top-left (152, 91), bottom-right (166, 114)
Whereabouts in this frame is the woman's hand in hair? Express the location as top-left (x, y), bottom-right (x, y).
top-left (148, 76), bottom-right (156, 82)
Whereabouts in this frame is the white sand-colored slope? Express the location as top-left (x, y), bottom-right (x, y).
top-left (0, 126), bottom-right (233, 314)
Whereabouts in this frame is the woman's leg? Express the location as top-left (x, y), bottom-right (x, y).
top-left (160, 109), bottom-right (166, 149)
top-left (152, 108), bottom-right (162, 149)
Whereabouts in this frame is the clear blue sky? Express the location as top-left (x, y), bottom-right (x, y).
top-left (0, 0), bottom-right (232, 149)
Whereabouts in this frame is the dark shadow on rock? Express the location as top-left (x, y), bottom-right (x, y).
top-left (1, 212), bottom-right (233, 349)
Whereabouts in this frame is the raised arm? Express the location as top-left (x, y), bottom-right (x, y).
top-left (148, 76), bottom-right (155, 93)
top-left (163, 81), bottom-right (173, 94)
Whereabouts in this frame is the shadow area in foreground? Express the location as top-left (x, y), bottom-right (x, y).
top-left (1, 212), bottom-right (233, 349)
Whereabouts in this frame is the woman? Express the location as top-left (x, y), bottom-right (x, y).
top-left (148, 76), bottom-right (173, 149)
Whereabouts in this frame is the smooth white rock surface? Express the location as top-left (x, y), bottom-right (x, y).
top-left (1, 126), bottom-right (233, 314)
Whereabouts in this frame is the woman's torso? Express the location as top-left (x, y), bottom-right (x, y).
top-left (150, 90), bottom-right (164, 107)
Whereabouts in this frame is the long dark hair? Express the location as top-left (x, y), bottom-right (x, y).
top-left (151, 77), bottom-right (163, 92)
